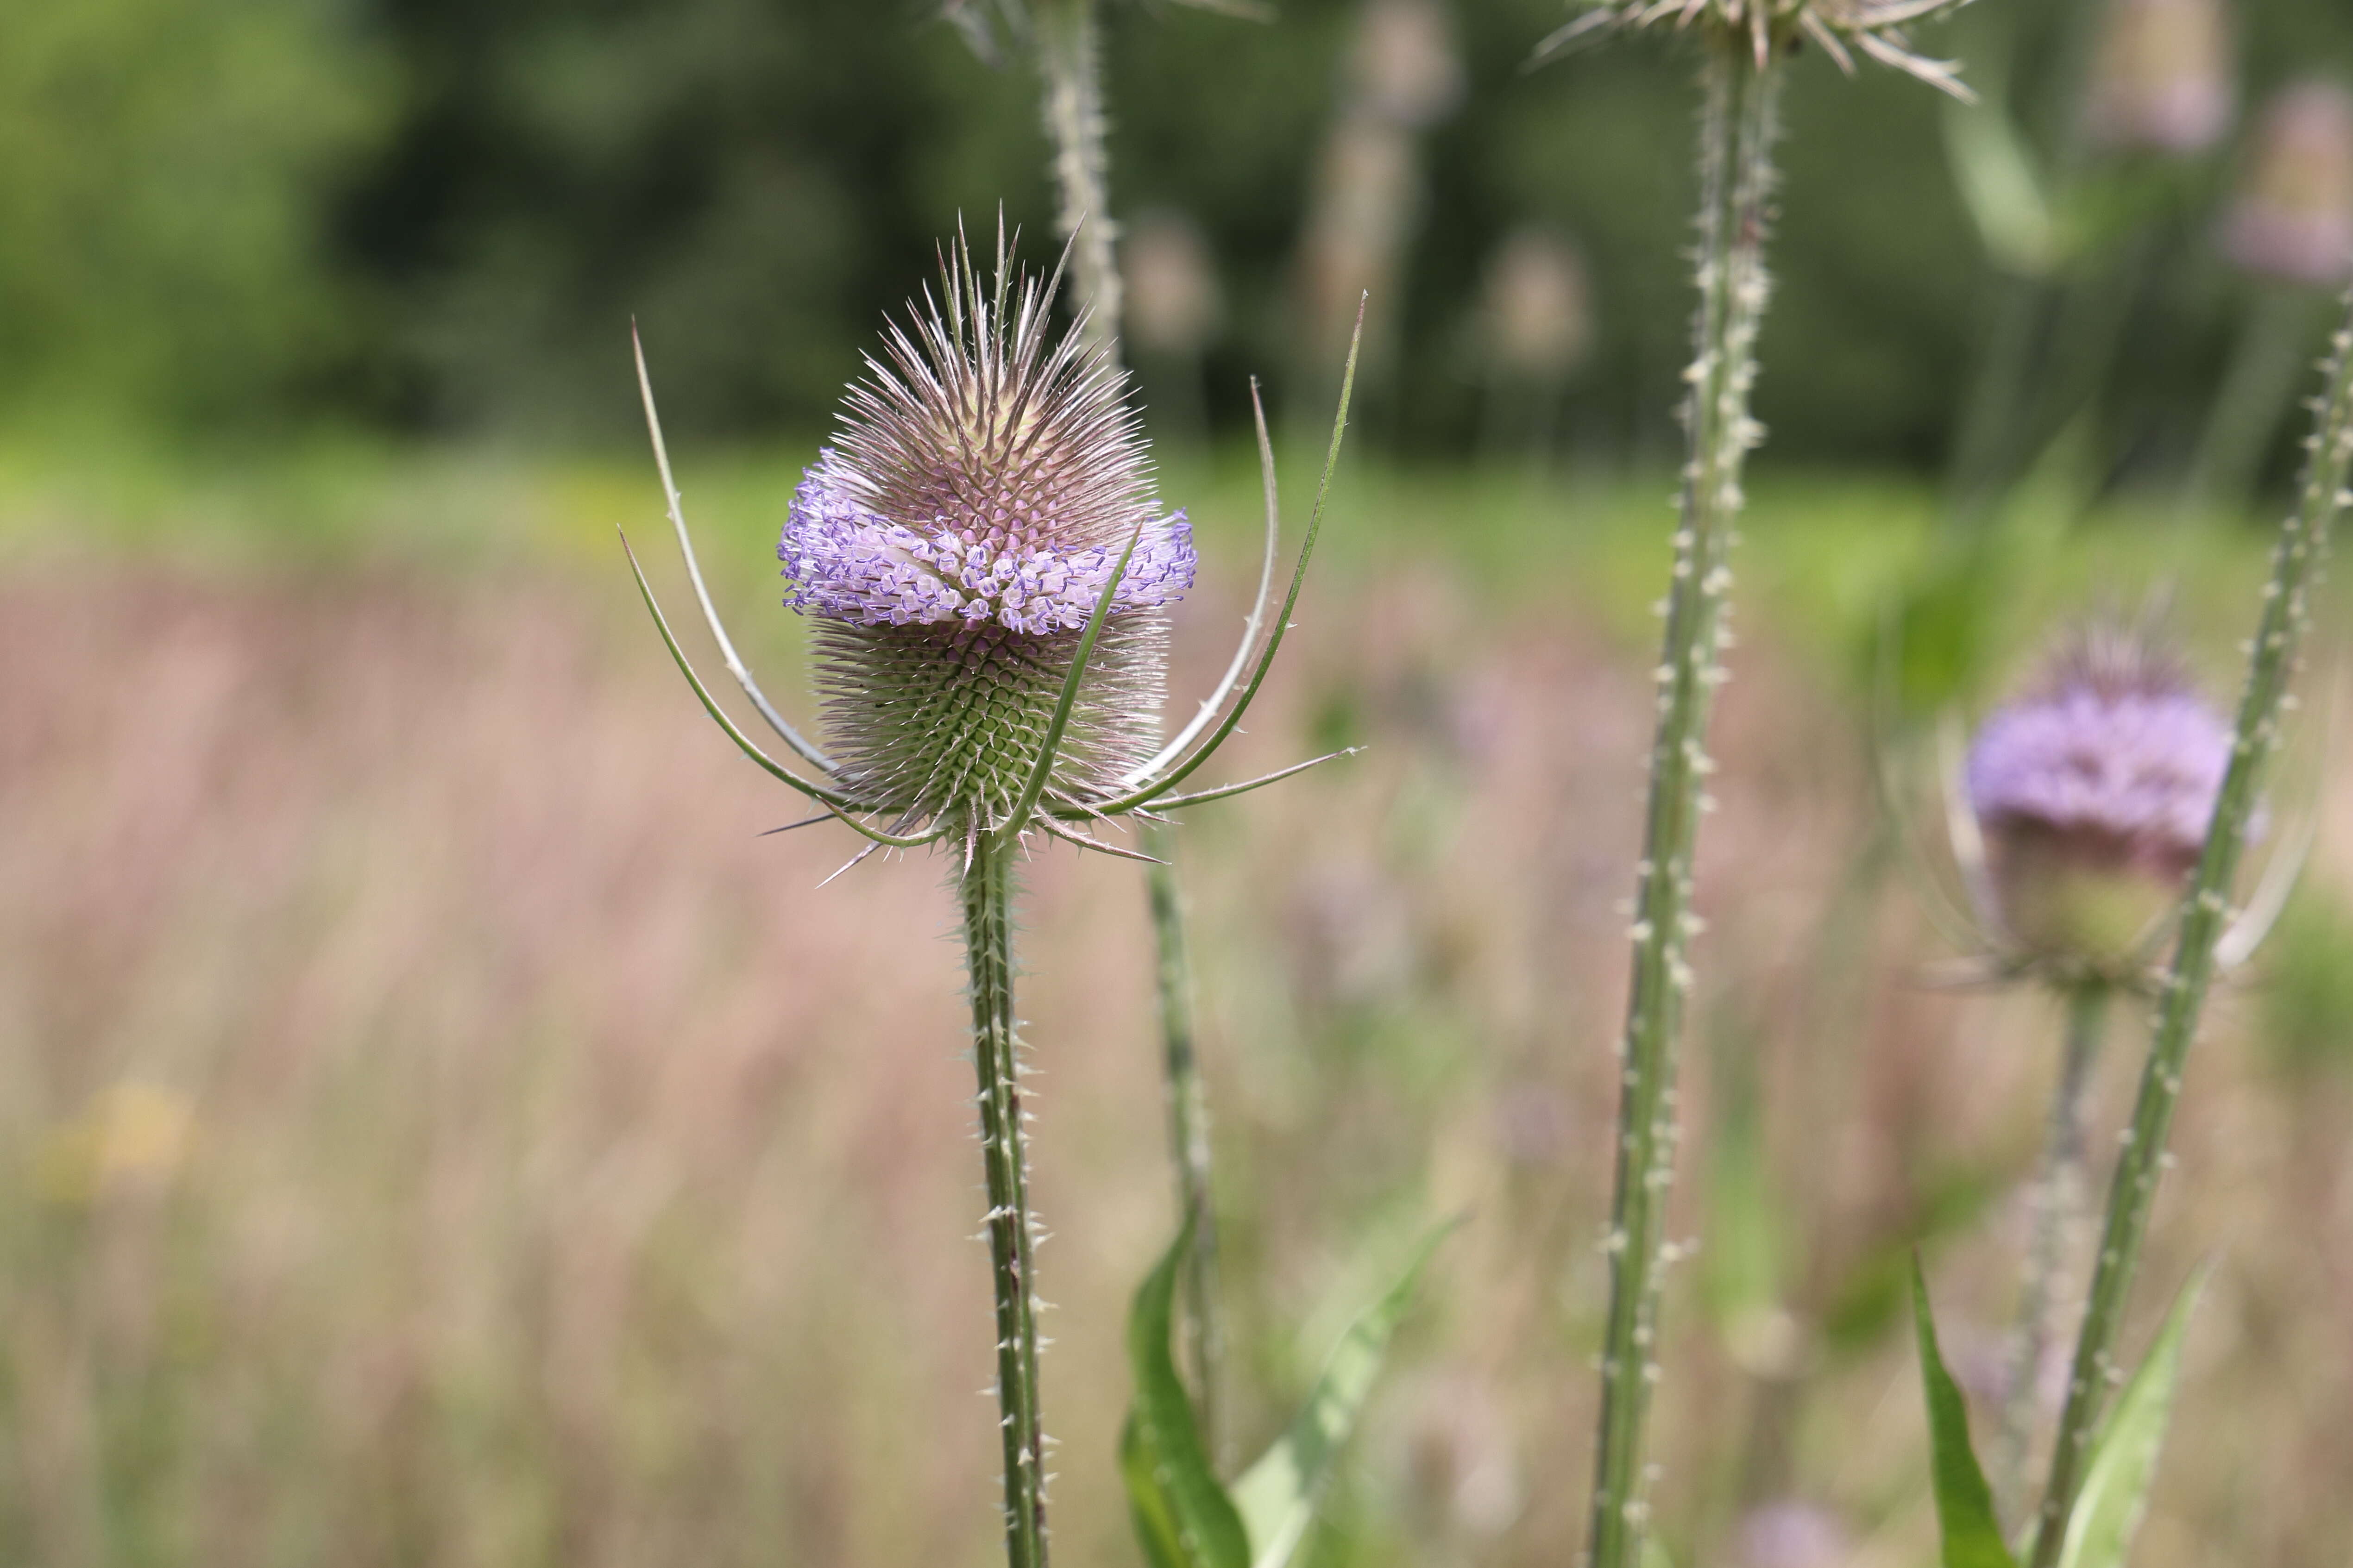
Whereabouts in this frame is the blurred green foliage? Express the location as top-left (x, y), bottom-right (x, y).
top-left (1, 0), bottom-right (2351, 457)
top-left (0, 0), bottom-right (387, 431)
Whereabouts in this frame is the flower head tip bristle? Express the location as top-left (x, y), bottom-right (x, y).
top-left (778, 231), bottom-right (1195, 840)
top-left (1965, 625), bottom-right (2235, 968)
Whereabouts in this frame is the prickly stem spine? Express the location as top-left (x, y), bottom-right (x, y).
top-left (2029, 286), bottom-right (2353, 1567)
top-left (963, 834), bottom-right (1051, 1568)
top-left (1585, 44), bottom-right (1782, 1568)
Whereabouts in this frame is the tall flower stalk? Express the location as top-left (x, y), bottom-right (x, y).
top-left (1036, 0), bottom-right (1121, 364)
top-left (1024, 0), bottom-right (1233, 1438)
top-left (1536, 9), bottom-right (1973, 1566)
top-left (623, 231), bottom-right (1356, 1568)
top-left (1585, 47), bottom-right (1782, 1568)
top-left (1948, 621), bottom-right (2239, 1516)
top-left (1993, 981), bottom-right (2106, 1511)
top-left (2026, 289), bottom-right (2353, 1568)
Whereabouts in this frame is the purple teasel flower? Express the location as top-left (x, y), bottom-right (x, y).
top-left (781, 451), bottom-right (1194, 637)
top-left (1963, 628), bottom-right (2240, 969)
top-left (622, 223), bottom-right (1360, 873)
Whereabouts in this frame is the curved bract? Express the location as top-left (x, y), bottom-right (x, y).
top-left (624, 228), bottom-right (1363, 874)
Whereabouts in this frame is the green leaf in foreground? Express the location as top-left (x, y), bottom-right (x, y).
top-left (1229, 1223), bottom-right (1452, 1568)
top-left (2056, 1264), bottom-right (2209, 1568)
top-left (1121, 1215), bottom-right (1249, 1568)
top-left (1912, 1255), bottom-right (2020, 1568)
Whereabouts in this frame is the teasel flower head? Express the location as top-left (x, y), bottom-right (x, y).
top-left (2081, 0), bottom-right (2234, 157)
top-left (1532, 0), bottom-right (1978, 100)
top-left (1963, 625), bottom-right (2234, 972)
top-left (780, 239), bottom-right (1194, 835)
top-left (2222, 82), bottom-right (2353, 288)
top-left (623, 224), bottom-right (1363, 875)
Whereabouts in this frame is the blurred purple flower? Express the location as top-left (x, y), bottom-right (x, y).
top-left (2223, 82), bottom-right (2353, 288)
top-left (1967, 636), bottom-right (2230, 883)
top-left (2082, 0), bottom-right (2235, 157)
top-left (1966, 628), bottom-right (2236, 964)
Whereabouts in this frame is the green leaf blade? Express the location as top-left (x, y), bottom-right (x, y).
top-left (1122, 1217), bottom-right (1250, 1568)
top-left (2056, 1265), bottom-right (2209, 1568)
top-left (1912, 1256), bottom-right (2020, 1568)
top-left (1230, 1222), bottom-right (1451, 1568)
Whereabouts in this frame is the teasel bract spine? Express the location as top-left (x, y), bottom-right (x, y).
top-left (2027, 286), bottom-right (2353, 1568)
top-left (1583, 43), bottom-right (1782, 1568)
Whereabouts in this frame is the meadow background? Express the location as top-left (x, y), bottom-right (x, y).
top-left (5, 0), bottom-right (2353, 1564)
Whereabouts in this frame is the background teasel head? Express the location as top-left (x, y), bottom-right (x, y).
top-left (1533, 0), bottom-right (1976, 97)
top-left (2222, 82), bottom-right (2353, 288)
top-left (1960, 624), bottom-right (2236, 976)
top-left (2080, 0), bottom-right (2236, 157)
top-left (780, 235), bottom-right (1194, 840)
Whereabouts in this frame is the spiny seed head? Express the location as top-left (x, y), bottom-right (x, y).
top-left (1967, 624), bottom-right (2234, 967)
top-left (780, 232), bottom-right (1195, 836)
top-left (1539, 0), bottom-right (1976, 99)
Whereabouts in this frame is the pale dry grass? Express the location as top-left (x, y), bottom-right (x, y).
top-left (0, 543), bottom-right (2347, 1566)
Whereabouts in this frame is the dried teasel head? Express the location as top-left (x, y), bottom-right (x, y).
top-left (1533, 0), bottom-right (1977, 100)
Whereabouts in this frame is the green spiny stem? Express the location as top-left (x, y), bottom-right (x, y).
top-left (2028, 291), bottom-right (2353, 1568)
top-left (1032, 0), bottom-right (1229, 1453)
top-left (1037, 0), bottom-right (1121, 365)
top-left (1585, 45), bottom-right (1781, 1568)
top-left (1144, 817), bottom-right (1224, 1460)
top-left (1995, 981), bottom-right (2108, 1521)
top-left (962, 834), bottom-right (1051, 1568)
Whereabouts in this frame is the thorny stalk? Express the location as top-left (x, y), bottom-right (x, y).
top-left (963, 835), bottom-right (1052, 1568)
top-left (1994, 981), bottom-right (2108, 1520)
top-left (1037, 0), bottom-right (1122, 363)
top-left (1033, 0), bottom-right (1228, 1441)
top-left (1585, 43), bottom-right (1783, 1568)
top-left (2029, 288), bottom-right (2353, 1566)
top-left (1145, 821), bottom-right (1224, 1455)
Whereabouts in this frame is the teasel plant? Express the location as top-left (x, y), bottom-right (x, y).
top-left (1532, 6), bottom-right (1973, 1567)
top-left (622, 225), bottom-right (1362, 1568)
top-left (1918, 622), bottom-right (2248, 1519)
top-left (1908, 286), bottom-right (2353, 1568)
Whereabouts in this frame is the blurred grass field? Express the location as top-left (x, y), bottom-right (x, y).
top-left (2, 444), bottom-right (2350, 1567)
